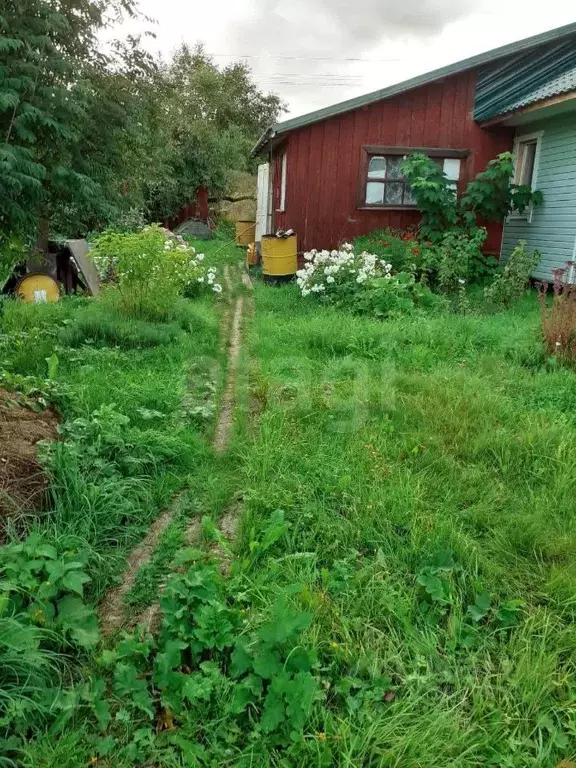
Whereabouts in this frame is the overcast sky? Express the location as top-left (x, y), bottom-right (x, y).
top-left (127, 2), bottom-right (575, 119)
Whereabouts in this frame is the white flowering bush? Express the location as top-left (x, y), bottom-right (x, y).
top-left (92, 225), bottom-right (222, 319)
top-left (296, 243), bottom-right (441, 318)
top-left (297, 243), bottom-right (392, 296)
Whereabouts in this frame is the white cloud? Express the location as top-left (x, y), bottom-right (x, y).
top-left (127, 1), bottom-right (576, 118)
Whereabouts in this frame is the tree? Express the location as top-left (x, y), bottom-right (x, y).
top-left (1, 5), bottom-right (285, 249)
top-left (0, 0), bottom-right (138, 248)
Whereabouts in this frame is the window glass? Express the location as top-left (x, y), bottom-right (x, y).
top-left (366, 181), bottom-right (385, 205)
top-left (443, 158), bottom-right (461, 182)
top-left (367, 156), bottom-right (386, 178)
top-left (386, 156), bottom-right (404, 179)
top-left (363, 151), bottom-right (463, 207)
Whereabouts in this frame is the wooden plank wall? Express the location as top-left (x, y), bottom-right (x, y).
top-left (272, 70), bottom-right (514, 253)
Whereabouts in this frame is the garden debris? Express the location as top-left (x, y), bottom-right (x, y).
top-left (0, 389), bottom-right (58, 522)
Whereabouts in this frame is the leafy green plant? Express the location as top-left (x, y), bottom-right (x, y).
top-left (401, 152), bottom-right (543, 240)
top-left (460, 153), bottom-right (543, 225)
top-left (401, 153), bottom-right (459, 236)
top-left (91, 225), bottom-right (222, 320)
top-left (351, 229), bottom-right (418, 272)
top-left (0, 533), bottom-right (99, 649)
top-left (58, 310), bottom-right (183, 349)
top-left (433, 228), bottom-right (488, 293)
top-left (484, 240), bottom-right (541, 308)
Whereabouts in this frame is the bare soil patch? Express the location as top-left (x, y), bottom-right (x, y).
top-left (0, 389), bottom-right (58, 522)
top-left (213, 296), bottom-right (244, 455)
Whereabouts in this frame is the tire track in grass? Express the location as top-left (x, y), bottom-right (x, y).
top-left (132, 264), bottom-right (249, 632)
top-left (98, 504), bottom-right (180, 635)
top-left (99, 265), bottom-right (238, 636)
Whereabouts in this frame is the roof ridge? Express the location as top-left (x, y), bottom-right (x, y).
top-left (252, 21), bottom-right (576, 154)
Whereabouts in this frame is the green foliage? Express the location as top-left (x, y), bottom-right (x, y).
top-left (0, 533), bottom-right (98, 649)
top-left (0, 0), bottom-right (136, 237)
top-left (401, 153), bottom-right (459, 236)
top-left (58, 308), bottom-right (184, 349)
top-left (0, 235), bottom-right (26, 286)
top-left (91, 225), bottom-right (222, 319)
top-left (460, 153), bottom-right (543, 224)
top-left (353, 270), bottom-right (445, 317)
top-left (1, 6), bottom-right (284, 243)
top-left (432, 228), bottom-right (488, 292)
top-left (401, 152), bottom-right (543, 240)
top-left (352, 229), bottom-right (420, 272)
top-left (298, 245), bottom-right (441, 319)
top-left (485, 240), bottom-right (541, 308)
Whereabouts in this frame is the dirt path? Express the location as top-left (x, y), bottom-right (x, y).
top-left (212, 295), bottom-right (244, 455)
top-left (101, 263), bottom-right (249, 635)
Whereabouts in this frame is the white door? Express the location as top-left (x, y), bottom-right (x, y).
top-left (256, 162), bottom-right (271, 242)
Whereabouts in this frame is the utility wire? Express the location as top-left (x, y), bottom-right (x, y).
top-left (209, 53), bottom-right (403, 63)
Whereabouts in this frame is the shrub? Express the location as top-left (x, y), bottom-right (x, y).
top-left (401, 152), bottom-right (543, 239)
top-left (432, 228), bottom-right (488, 293)
top-left (351, 229), bottom-right (418, 272)
top-left (296, 244), bottom-right (440, 318)
top-left (91, 225), bottom-right (222, 320)
top-left (484, 240), bottom-right (541, 308)
top-left (0, 533), bottom-right (99, 650)
top-left (537, 264), bottom-right (576, 364)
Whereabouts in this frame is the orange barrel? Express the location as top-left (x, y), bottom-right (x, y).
top-left (235, 221), bottom-right (256, 246)
top-left (247, 242), bottom-right (258, 266)
top-left (261, 234), bottom-right (297, 277)
top-left (16, 273), bottom-right (60, 303)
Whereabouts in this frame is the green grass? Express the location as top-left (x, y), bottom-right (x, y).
top-left (230, 282), bottom-right (576, 766)
top-left (0, 291), bottom-right (224, 599)
top-left (4, 246), bottom-right (576, 766)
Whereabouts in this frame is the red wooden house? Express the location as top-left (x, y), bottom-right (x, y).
top-left (252, 22), bottom-right (576, 258)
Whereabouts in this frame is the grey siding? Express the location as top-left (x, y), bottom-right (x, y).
top-left (501, 113), bottom-right (576, 280)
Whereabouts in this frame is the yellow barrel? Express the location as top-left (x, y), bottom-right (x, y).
top-left (16, 273), bottom-right (60, 303)
top-left (262, 235), bottom-right (298, 276)
top-left (235, 221), bottom-right (256, 246)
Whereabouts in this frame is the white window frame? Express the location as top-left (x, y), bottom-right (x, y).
top-left (510, 130), bottom-right (543, 222)
top-left (278, 152), bottom-right (287, 212)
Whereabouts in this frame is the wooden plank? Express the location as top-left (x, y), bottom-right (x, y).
top-left (321, 116), bottom-right (341, 247)
top-left (65, 240), bottom-right (100, 296)
top-left (438, 78), bottom-right (456, 146)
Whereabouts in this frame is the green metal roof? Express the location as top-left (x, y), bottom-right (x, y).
top-left (509, 66), bottom-right (576, 110)
top-left (252, 21), bottom-right (576, 155)
top-left (474, 38), bottom-right (576, 121)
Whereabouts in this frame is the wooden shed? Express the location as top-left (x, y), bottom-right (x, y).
top-left (252, 22), bottom-right (576, 265)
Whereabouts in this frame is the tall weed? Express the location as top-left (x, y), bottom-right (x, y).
top-left (537, 264), bottom-right (576, 365)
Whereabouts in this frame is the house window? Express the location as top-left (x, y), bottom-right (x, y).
top-left (361, 147), bottom-right (466, 208)
top-left (278, 152), bottom-right (287, 212)
top-left (513, 132), bottom-right (542, 189)
top-left (511, 131), bottom-right (543, 221)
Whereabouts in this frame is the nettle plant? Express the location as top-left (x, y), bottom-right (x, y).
top-left (91, 225), bottom-right (222, 319)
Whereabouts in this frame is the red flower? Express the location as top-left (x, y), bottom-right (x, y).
top-left (412, 248), bottom-right (421, 255)
top-left (381, 241), bottom-right (390, 247)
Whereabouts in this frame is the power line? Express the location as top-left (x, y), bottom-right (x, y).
top-left (209, 53), bottom-right (403, 63)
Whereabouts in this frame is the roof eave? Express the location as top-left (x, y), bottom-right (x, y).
top-left (251, 127), bottom-right (275, 157)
